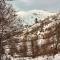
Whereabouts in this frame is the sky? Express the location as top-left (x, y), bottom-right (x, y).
top-left (9, 0), bottom-right (60, 11)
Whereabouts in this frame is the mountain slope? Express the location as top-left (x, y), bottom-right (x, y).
top-left (11, 12), bottom-right (60, 57)
top-left (16, 10), bottom-right (56, 25)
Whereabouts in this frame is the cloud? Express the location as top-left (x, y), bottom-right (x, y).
top-left (45, 0), bottom-right (59, 4)
top-left (34, 0), bottom-right (59, 5)
top-left (10, 0), bottom-right (60, 11)
top-left (20, 0), bottom-right (32, 3)
top-left (18, 0), bottom-right (60, 6)
top-left (19, 0), bottom-right (33, 5)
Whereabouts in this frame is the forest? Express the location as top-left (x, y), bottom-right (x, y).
top-left (0, 0), bottom-right (60, 60)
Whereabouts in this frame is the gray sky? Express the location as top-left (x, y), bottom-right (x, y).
top-left (9, 0), bottom-right (60, 11)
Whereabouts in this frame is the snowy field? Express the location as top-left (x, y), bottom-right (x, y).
top-left (13, 53), bottom-right (60, 60)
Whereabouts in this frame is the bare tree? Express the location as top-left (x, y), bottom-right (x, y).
top-left (0, 0), bottom-right (16, 59)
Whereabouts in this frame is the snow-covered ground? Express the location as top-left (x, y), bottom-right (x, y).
top-left (13, 53), bottom-right (60, 60)
top-left (16, 10), bottom-right (56, 25)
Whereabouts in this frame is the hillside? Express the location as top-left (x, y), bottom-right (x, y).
top-left (10, 12), bottom-right (60, 56)
top-left (2, 10), bottom-right (60, 60)
top-left (14, 10), bottom-right (56, 26)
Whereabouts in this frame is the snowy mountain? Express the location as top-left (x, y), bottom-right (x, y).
top-left (3, 10), bottom-right (60, 60)
top-left (16, 10), bottom-right (56, 25)
top-left (12, 12), bottom-right (60, 60)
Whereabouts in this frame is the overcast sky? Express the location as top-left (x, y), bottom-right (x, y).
top-left (9, 0), bottom-right (60, 11)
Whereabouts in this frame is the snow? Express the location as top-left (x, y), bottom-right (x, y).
top-left (43, 20), bottom-right (60, 31)
top-left (32, 54), bottom-right (60, 60)
top-left (11, 54), bottom-right (60, 60)
top-left (37, 39), bottom-right (46, 46)
top-left (16, 10), bottom-right (56, 25)
top-left (53, 53), bottom-right (60, 60)
top-left (3, 10), bottom-right (60, 60)
top-left (16, 54), bottom-right (60, 60)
